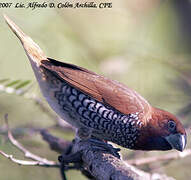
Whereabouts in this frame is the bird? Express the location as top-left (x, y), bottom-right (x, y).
top-left (4, 15), bottom-right (187, 152)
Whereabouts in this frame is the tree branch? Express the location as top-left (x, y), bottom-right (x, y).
top-left (41, 130), bottom-right (175, 180)
top-left (0, 150), bottom-right (58, 167)
top-left (1, 114), bottom-right (59, 167)
top-left (40, 129), bottom-right (72, 154)
top-left (127, 148), bottom-right (191, 166)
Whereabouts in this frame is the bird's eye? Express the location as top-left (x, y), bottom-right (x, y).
top-left (168, 120), bottom-right (176, 132)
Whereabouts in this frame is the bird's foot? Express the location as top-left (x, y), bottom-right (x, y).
top-left (58, 150), bottom-right (94, 179)
top-left (87, 138), bottom-right (121, 159)
top-left (58, 151), bottom-right (83, 180)
top-left (58, 150), bottom-right (83, 165)
top-left (76, 128), bottom-right (120, 158)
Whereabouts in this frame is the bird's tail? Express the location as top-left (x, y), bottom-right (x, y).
top-left (4, 14), bottom-right (47, 66)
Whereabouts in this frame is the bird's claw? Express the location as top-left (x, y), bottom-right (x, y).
top-left (87, 138), bottom-right (121, 159)
top-left (58, 151), bottom-right (83, 165)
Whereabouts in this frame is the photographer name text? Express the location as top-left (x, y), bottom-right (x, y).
top-left (0, 1), bottom-right (112, 10)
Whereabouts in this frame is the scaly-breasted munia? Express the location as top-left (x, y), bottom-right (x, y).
top-left (4, 15), bottom-right (186, 152)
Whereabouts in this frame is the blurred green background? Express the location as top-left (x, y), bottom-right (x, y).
top-left (1, 0), bottom-right (191, 179)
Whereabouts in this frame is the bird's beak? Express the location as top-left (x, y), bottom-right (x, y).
top-left (165, 133), bottom-right (187, 152)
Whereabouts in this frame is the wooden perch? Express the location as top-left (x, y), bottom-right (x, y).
top-left (3, 15), bottom-right (176, 180)
top-left (127, 148), bottom-right (191, 166)
top-left (41, 130), bottom-right (175, 180)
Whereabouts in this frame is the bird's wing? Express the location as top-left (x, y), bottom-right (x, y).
top-left (40, 58), bottom-right (151, 117)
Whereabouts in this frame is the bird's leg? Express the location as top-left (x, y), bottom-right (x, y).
top-left (76, 127), bottom-right (121, 159)
top-left (76, 127), bottom-right (92, 140)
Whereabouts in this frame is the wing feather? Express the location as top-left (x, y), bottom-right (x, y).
top-left (40, 58), bottom-right (151, 116)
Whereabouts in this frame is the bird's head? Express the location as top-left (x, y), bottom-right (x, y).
top-left (134, 107), bottom-right (187, 151)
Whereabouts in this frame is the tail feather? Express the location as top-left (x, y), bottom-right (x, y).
top-left (4, 14), bottom-right (47, 66)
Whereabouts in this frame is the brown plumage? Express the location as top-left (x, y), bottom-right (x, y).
top-left (41, 58), bottom-right (151, 117)
top-left (4, 15), bottom-right (187, 152)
